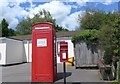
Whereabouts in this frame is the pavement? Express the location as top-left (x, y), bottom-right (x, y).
top-left (1, 63), bottom-right (31, 82)
top-left (0, 63), bottom-right (111, 84)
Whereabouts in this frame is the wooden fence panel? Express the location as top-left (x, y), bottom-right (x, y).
top-left (74, 41), bottom-right (103, 68)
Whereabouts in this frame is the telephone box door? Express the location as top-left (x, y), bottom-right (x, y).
top-left (32, 22), bottom-right (56, 82)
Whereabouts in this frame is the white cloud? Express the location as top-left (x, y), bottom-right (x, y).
top-left (8, 18), bottom-right (19, 28)
top-left (28, 1), bottom-right (72, 28)
top-left (61, 11), bottom-right (85, 30)
top-left (58, 0), bottom-right (119, 5)
top-left (0, 5), bottom-right (29, 28)
top-left (103, 0), bottom-right (113, 5)
top-left (0, 0), bottom-right (119, 30)
top-left (28, 1), bottom-right (86, 30)
top-left (0, 0), bottom-right (32, 28)
top-left (2, 5), bottom-right (28, 28)
top-left (102, 0), bottom-right (119, 5)
top-left (69, 0), bottom-right (90, 6)
top-left (28, 1), bottom-right (85, 30)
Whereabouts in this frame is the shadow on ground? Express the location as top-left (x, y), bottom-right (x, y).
top-left (56, 72), bottom-right (72, 81)
top-left (2, 82), bottom-right (112, 84)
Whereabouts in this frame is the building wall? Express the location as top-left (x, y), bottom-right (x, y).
top-left (24, 40), bottom-right (32, 62)
top-left (6, 38), bottom-right (26, 64)
top-left (0, 43), bottom-right (6, 65)
top-left (23, 37), bottom-right (75, 63)
top-left (0, 38), bottom-right (26, 65)
top-left (0, 37), bottom-right (74, 64)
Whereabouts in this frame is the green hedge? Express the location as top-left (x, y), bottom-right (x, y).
top-left (72, 29), bottom-right (99, 45)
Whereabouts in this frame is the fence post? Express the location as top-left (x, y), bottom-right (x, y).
top-left (117, 60), bottom-right (120, 83)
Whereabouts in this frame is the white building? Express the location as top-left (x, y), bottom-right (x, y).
top-left (0, 37), bottom-right (26, 65)
top-left (0, 31), bottom-right (80, 65)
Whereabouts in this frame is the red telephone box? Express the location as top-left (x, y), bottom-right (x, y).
top-left (60, 42), bottom-right (68, 62)
top-left (32, 22), bottom-right (57, 82)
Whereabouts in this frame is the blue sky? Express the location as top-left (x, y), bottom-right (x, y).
top-left (0, 0), bottom-right (119, 30)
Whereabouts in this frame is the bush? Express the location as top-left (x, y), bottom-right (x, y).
top-left (103, 49), bottom-right (113, 65)
top-left (72, 29), bottom-right (99, 45)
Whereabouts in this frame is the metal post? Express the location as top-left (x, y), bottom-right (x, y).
top-left (63, 62), bottom-right (66, 84)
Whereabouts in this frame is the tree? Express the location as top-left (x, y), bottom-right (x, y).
top-left (16, 17), bottom-right (32, 35)
top-left (1, 18), bottom-right (9, 37)
top-left (8, 29), bottom-right (16, 36)
top-left (16, 10), bottom-right (68, 35)
top-left (74, 9), bottom-right (120, 65)
top-left (0, 18), bottom-right (16, 37)
top-left (79, 9), bottom-right (106, 30)
top-left (112, 17), bottom-right (120, 57)
top-left (98, 25), bottom-right (114, 64)
top-left (56, 24), bottom-right (68, 32)
top-left (78, 9), bottom-right (119, 30)
top-left (72, 29), bottom-right (99, 45)
top-left (97, 14), bottom-right (120, 64)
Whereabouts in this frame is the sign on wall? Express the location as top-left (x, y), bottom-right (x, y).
top-left (37, 38), bottom-right (47, 47)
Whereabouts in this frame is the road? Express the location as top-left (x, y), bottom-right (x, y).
top-left (1, 63), bottom-right (110, 84)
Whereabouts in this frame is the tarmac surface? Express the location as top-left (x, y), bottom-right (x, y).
top-left (0, 63), bottom-right (111, 84)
